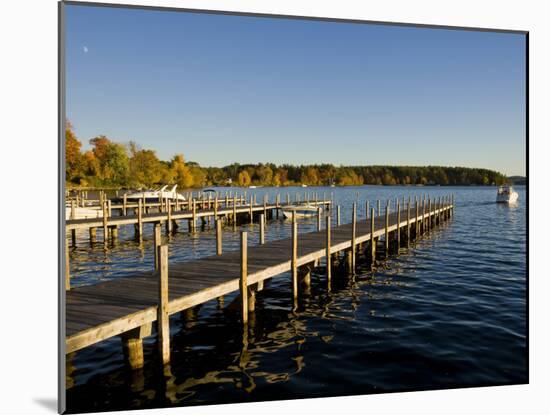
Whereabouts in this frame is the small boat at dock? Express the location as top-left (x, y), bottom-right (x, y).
top-left (65, 204), bottom-right (103, 220)
top-left (496, 185), bottom-right (519, 204)
top-left (282, 204), bottom-right (321, 219)
top-left (116, 185), bottom-right (186, 203)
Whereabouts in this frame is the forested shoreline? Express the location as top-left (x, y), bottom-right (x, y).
top-left (66, 122), bottom-right (509, 189)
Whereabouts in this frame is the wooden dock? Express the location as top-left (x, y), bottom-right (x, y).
top-left (65, 195), bottom-right (454, 375)
top-left (66, 193), bottom-right (331, 242)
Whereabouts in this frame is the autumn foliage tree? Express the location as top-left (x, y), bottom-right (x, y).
top-left (65, 121), bottom-right (509, 188)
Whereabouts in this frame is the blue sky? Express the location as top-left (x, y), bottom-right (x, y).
top-left (65, 4), bottom-right (526, 176)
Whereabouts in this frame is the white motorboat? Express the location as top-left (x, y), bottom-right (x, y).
top-left (121, 184), bottom-right (186, 203)
top-left (282, 204), bottom-right (321, 219)
top-left (496, 185), bottom-right (519, 204)
top-left (65, 204), bottom-right (103, 220)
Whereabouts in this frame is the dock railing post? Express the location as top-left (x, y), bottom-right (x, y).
top-left (137, 199), bottom-right (143, 239)
top-left (65, 237), bottom-right (70, 291)
top-left (396, 200), bottom-right (401, 252)
top-left (407, 201), bottom-right (411, 248)
top-left (249, 196), bottom-right (253, 224)
top-left (260, 214), bottom-right (265, 245)
top-left (240, 231), bottom-right (249, 325)
top-left (351, 202), bottom-right (357, 272)
top-left (166, 200), bottom-right (172, 234)
top-left (366, 200), bottom-right (369, 222)
top-left (422, 198), bottom-right (426, 234)
top-left (370, 208), bottom-right (376, 268)
top-left (154, 222), bottom-right (161, 270)
top-left (291, 211), bottom-right (298, 304)
top-left (102, 200), bottom-right (108, 244)
top-left (428, 197), bottom-right (432, 232)
top-left (378, 200), bottom-right (381, 217)
top-left (385, 203), bottom-right (390, 257)
top-left (216, 218), bottom-right (222, 255)
top-left (415, 200), bottom-right (419, 238)
top-left (317, 207), bottom-right (322, 231)
top-left (157, 244), bottom-right (170, 365)
top-left (192, 199), bottom-right (197, 232)
top-left (336, 205), bottom-right (341, 226)
top-left (326, 214), bottom-right (331, 284)
top-left (233, 195), bottom-right (237, 229)
top-left (123, 194), bottom-right (127, 216)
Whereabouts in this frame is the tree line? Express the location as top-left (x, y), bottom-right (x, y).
top-left (66, 122), bottom-right (508, 188)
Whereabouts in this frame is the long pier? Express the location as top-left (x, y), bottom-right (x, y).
top-left (65, 195), bottom-right (454, 375)
top-left (66, 193), bottom-right (331, 241)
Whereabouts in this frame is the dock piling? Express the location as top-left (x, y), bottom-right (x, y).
top-left (260, 214), bottom-right (265, 245)
top-left (326, 214), bottom-right (331, 284)
top-left (291, 212), bottom-right (298, 303)
top-left (240, 231), bottom-right (248, 325)
top-left (157, 244), bottom-right (170, 365)
top-left (351, 202), bottom-right (357, 272)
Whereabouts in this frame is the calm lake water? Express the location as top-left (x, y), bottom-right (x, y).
top-left (65, 185), bottom-right (527, 413)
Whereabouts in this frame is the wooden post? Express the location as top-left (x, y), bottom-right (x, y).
top-left (121, 324), bottom-right (151, 370)
top-left (240, 231), bottom-right (248, 325)
top-left (102, 201), bottom-right (108, 244)
top-left (65, 237), bottom-right (70, 291)
top-left (260, 214), bottom-right (265, 245)
top-left (422, 198), bottom-right (426, 234)
top-left (192, 199), bottom-right (197, 232)
top-left (385, 204), bottom-right (389, 257)
top-left (366, 201), bottom-right (369, 222)
top-left (123, 194), bottom-right (127, 216)
top-left (166, 200), bottom-right (172, 234)
top-left (157, 244), bottom-right (170, 365)
top-left (377, 200), bottom-right (381, 217)
top-left (154, 223), bottom-right (161, 270)
top-left (286, 193), bottom-right (290, 205)
top-left (317, 207), bottom-right (322, 231)
top-left (326, 214), bottom-right (331, 283)
top-left (70, 200), bottom-right (76, 219)
top-left (249, 196), bottom-right (253, 224)
top-left (428, 198), bottom-right (432, 231)
top-left (396, 200), bottom-right (401, 252)
top-left (137, 199), bottom-right (143, 239)
top-left (211, 218), bottom-right (221, 256)
top-left (351, 202), bottom-right (357, 272)
top-left (291, 212), bottom-right (298, 302)
top-left (415, 201), bottom-right (419, 238)
top-left (370, 208), bottom-right (376, 267)
top-left (233, 195), bottom-right (237, 229)
top-left (336, 205), bottom-right (341, 226)
top-left (89, 227), bottom-right (96, 243)
top-left (407, 201), bottom-right (411, 248)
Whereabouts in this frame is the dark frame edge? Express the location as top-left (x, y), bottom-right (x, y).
top-left (62, 0), bottom-right (528, 35)
top-left (525, 31), bottom-right (529, 384)
top-left (58, 1), bottom-right (67, 414)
